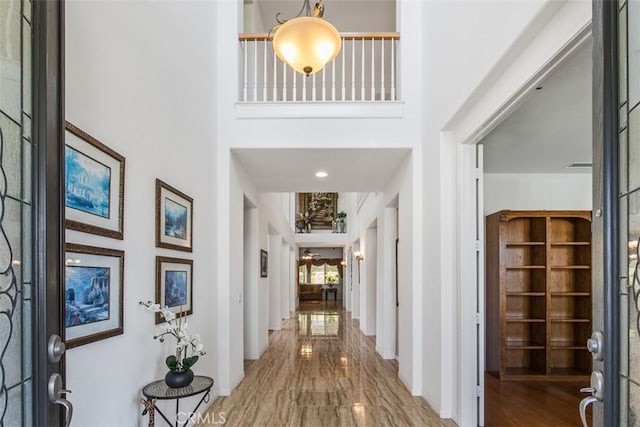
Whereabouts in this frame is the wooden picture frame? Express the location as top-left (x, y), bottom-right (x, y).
top-left (260, 250), bottom-right (268, 278)
top-left (64, 243), bottom-right (124, 348)
top-left (156, 179), bottom-right (193, 252)
top-left (155, 256), bottom-right (193, 324)
top-left (65, 122), bottom-right (125, 239)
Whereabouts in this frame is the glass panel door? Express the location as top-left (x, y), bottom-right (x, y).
top-left (620, 0), bottom-right (640, 423)
top-left (0, 0), bottom-right (33, 424)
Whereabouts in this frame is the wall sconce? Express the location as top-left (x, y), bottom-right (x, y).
top-left (353, 251), bottom-right (364, 283)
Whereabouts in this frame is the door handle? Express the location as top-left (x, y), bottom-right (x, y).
top-left (579, 371), bottom-right (604, 427)
top-left (54, 395), bottom-right (73, 427)
top-left (579, 395), bottom-right (598, 427)
top-left (48, 373), bottom-right (73, 426)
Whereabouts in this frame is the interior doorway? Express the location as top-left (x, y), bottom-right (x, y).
top-left (479, 38), bottom-right (593, 426)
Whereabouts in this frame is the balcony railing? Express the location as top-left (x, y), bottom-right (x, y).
top-left (238, 32), bottom-right (400, 103)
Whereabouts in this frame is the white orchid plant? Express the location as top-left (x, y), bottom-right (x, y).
top-left (139, 301), bottom-right (206, 372)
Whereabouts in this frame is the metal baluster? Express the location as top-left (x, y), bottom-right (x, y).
top-left (273, 50), bottom-right (277, 101)
top-left (391, 38), bottom-right (396, 101)
top-left (331, 57), bottom-right (335, 101)
top-left (322, 66), bottom-right (326, 101)
top-left (312, 71), bottom-right (316, 101)
top-left (263, 40), bottom-right (267, 101)
top-left (351, 38), bottom-right (356, 101)
top-left (371, 37), bottom-right (375, 100)
top-left (380, 38), bottom-right (385, 102)
top-left (243, 40), bottom-right (248, 102)
top-left (361, 37), bottom-right (365, 101)
top-left (341, 39), bottom-right (346, 101)
top-left (303, 71), bottom-right (307, 101)
top-left (282, 62), bottom-right (296, 101)
top-left (253, 38), bottom-right (258, 102)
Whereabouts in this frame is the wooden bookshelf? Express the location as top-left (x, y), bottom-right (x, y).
top-left (486, 210), bottom-right (592, 381)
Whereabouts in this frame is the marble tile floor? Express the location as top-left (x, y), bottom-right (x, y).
top-left (201, 301), bottom-right (456, 426)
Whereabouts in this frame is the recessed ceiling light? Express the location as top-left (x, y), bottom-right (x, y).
top-left (315, 171), bottom-right (328, 178)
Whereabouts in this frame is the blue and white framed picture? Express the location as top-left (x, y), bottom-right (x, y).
top-left (65, 122), bottom-right (125, 239)
top-left (64, 243), bottom-right (125, 348)
top-left (155, 256), bottom-right (193, 324)
top-left (156, 179), bottom-right (193, 252)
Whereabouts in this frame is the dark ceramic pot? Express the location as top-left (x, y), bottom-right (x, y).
top-left (165, 369), bottom-right (194, 389)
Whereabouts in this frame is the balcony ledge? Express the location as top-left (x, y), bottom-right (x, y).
top-left (235, 101), bottom-right (403, 119)
top-left (295, 232), bottom-right (349, 245)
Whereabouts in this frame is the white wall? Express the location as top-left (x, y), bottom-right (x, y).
top-left (379, 206), bottom-right (398, 359)
top-left (65, 2), bottom-right (217, 425)
top-left (268, 232), bottom-right (282, 330)
top-left (484, 173), bottom-right (592, 214)
top-left (351, 241), bottom-right (361, 319)
top-left (281, 240), bottom-right (290, 320)
top-left (244, 206), bottom-right (260, 359)
top-left (290, 248), bottom-right (297, 312)
top-left (363, 226), bottom-right (378, 336)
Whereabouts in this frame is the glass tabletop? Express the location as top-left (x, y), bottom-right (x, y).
top-left (143, 376), bottom-right (214, 400)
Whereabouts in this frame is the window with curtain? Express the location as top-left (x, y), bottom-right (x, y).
top-left (310, 265), bottom-right (325, 284)
top-left (301, 258), bottom-right (345, 285)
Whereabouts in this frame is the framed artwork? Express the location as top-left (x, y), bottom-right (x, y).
top-left (298, 193), bottom-right (338, 230)
top-left (65, 122), bottom-right (125, 239)
top-left (156, 256), bottom-right (193, 324)
top-left (156, 179), bottom-right (193, 252)
top-left (64, 243), bottom-right (124, 348)
top-left (260, 250), bottom-right (268, 278)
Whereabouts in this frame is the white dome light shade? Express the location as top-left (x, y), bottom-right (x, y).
top-left (272, 17), bottom-right (341, 76)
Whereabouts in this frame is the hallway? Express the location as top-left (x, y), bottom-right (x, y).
top-left (203, 302), bottom-right (454, 426)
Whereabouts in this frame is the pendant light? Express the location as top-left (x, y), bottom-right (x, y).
top-left (271, 0), bottom-right (341, 76)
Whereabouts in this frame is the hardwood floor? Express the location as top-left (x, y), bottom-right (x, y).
top-left (201, 301), bottom-right (455, 426)
top-left (485, 373), bottom-right (592, 426)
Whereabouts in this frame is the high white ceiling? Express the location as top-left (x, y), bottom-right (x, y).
top-left (250, 0), bottom-right (396, 33)
top-left (482, 40), bottom-right (592, 174)
top-left (232, 148), bottom-right (410, 192)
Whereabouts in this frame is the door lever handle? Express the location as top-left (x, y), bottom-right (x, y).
top-left (54, 397), bottom-right (73, 427)
top-left (48, 373), bottom-right (73, 426)
top-left (579, 371), bottom-right (604, 427)
top-left (579, 395), bottom-right (597, 427)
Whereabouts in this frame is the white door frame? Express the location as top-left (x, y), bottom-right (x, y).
top-left (449, 18), bottom-right (592, 427)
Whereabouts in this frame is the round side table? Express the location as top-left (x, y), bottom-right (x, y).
top-left (141, 375), bottom-right (214, 427)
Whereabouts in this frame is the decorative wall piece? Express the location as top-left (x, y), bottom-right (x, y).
top-left (156, 179), bottom-right (193, 252)
top-left (156, 256), bottom-right (193, 324)
top-left (64, 244), bottom-right (124, 348)
top-left (65, 122), bottom-right (125, 239)
top-left (260, 250), bottom-right (268, 278)
top-left (297, 193), bottom-right (338, 230)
